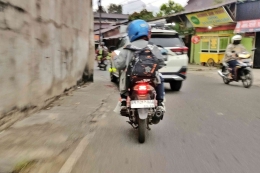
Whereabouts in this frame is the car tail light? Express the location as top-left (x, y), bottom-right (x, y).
top-left (137, 84), bottom-right (148, 95)
top-left (170, 47), bottom-right (188, 55)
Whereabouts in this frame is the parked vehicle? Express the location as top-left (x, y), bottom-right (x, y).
top-left (218, 49), bottom-right (256, 88)
top-left (109, 28), bottom-right (188, 91)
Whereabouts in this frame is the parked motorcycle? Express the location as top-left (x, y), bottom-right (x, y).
top-left (119, 78), bottom-right (164, 143)
top-left (218, 49), bottom-right (256, 88)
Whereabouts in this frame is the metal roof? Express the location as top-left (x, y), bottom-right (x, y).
top-left (185, 0), bottom-right (236, 12)
top-left (166, 0), bottom-right (237, 17)
top-left (93, 12), bottom-right (129, 19)
top-left (94, 25), bottom-right (120, 35)
top-left (103, 33), bottom-right (128, 40)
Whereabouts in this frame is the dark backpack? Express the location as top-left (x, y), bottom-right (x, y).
top-left (124, 43), bottom-right (159, 79)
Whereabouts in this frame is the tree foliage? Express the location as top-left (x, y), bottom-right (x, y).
top-left (129, 9), bottom-right (154, 21)
top-left (156, 0), bottom-right (184, 17)
top-left (96, 6), bottom-right (107, 13)
top-left (108, 3), bottom-right (122, 14)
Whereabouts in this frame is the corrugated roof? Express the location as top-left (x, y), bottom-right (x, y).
top-left (167, 0), bottom-right (237, 17)
top-left (103, 33), bottom-right (127, 40)
top-left (93, 12), bottom-right (129, 19)
top-left (185, 0), bottom-right (236, 12)
top-left (94, 25), bottom-right (120, 35)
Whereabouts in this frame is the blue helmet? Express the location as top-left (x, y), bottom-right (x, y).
top-left (127, 19), bottom-right (149, 42)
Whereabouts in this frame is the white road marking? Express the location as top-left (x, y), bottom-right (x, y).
top-left (58, 132), bottom-right (95, 173)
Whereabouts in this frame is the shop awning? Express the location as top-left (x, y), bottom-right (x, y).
top-left (186, 7), bottom-right (234, 27)
top-left (234, 19), bottom-right (260, 33)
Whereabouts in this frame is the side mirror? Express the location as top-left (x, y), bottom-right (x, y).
top-left (162, 52), bottom-right (168, 55)
top-left (252, 48), bottom-right (257, 51)
top-left (160, 49), bottom-right (168, 55)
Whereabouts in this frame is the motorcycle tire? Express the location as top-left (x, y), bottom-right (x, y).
top-left (223, 77), bottom-right (230, 84)
top-left (138, 118), bottom-right (146, 143)
top-left (242, 72), bottom-right (253, 88)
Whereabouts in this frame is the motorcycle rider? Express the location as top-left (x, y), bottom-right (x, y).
top-left (223, 35), bottom-right (247, 80)
top-left (111, 19), bottom-right (166, 115)
top-left (96, 42), bottom-right (108, 59)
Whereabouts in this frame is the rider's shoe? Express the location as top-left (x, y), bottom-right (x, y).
top-left (157, 100), bottom-right (165, 112)
top-left (120, 99), bottom-right (128, 117)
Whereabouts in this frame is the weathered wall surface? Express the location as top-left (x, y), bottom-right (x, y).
top-left (0, 0), bottom-right (94, 119)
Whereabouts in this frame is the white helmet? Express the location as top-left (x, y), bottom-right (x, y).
top-left (231, 35), bottom-right (242, 44)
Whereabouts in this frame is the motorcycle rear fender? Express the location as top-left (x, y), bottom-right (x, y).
top-left (138, 108), bottom-right (149, 120)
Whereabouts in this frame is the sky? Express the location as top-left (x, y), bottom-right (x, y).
top-left (93, 0), bottom-right (189, 14)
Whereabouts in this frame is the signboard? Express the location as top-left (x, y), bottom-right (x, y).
top-left (234, 19), bottom-right (260, 33)
top-left (191, 36), bottom-right (201, 44)
top-left (186, 7), bottom-right (233, 27)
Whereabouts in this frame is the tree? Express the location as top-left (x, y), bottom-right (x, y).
top-left (156, 0), bottom-right (184, 17)
top-left (129, 9), bottom-right (154, 21)
top-left (95, 6), bottom-right (107, 13)
top-left (108, 3), bottom-right (122, 14)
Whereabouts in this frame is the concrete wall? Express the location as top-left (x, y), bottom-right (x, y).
top-left (0, 0), bottom-right (94, 116)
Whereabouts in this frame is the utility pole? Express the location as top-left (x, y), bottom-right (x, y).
top-left (98, 0), bottom-right (102, 43)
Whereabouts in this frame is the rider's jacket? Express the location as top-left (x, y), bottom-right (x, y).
top-left (223, 44), bottom-right (247, 62)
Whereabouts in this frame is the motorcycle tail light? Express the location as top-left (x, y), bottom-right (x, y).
top-left (137, 84), bottom-right (148, 95)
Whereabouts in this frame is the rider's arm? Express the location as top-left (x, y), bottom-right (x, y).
top-left (225, 44), bottom-right (234, 57)
top-left (151, 46), bottom-right (165, 69)
top-left (225, 44), bottom-right (236, 61)
top-left (240, 45), bottom-right (248, 52)
top-left (113, 49), bottom-right (128, 71)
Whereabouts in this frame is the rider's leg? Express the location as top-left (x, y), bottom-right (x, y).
top-left (155, 76), bottom-right (165, 111)
top-left (227, 60), bottom-right (237, 79)
top-left (97, 55), bottom-right (102, 67)
top-left (119, 73), bottom-right (130, 115)
top-left (234, 65), bottom-right (239, 80)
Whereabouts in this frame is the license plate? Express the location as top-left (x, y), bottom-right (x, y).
top-left (130, 100), bottom-right (155, 108)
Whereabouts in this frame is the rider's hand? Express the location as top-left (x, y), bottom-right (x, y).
top-left (111, 51), bottom-right (117, 59)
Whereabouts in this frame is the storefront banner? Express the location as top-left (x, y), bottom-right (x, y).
top-left (186, 7), bottom-right (233, 27)
top-left (234, 19), bottom-right (260, 33)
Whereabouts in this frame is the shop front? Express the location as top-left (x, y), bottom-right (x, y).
top-left (235, 19), bottom-right (260, 68)
top-left (235, 0), bottom-right (260, 68)
top-left (186, 7), bottom-right (236, 65)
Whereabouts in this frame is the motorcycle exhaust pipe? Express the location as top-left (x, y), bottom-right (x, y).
top-left (155, 111), bottom-right (163, 118)
top-left (152, 111), bottom-right (163, 124)
top-left (217, 70), bottom-right (224, 77)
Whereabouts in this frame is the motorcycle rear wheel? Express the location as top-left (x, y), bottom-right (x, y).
top-left (138, 118), bottom-right (146, 143)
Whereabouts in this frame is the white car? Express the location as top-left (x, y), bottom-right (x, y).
top-left (110, 29), bottom-right (188, 91)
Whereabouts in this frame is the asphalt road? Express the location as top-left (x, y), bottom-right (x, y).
top-left (73, 68), bottom-right (260, 173)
